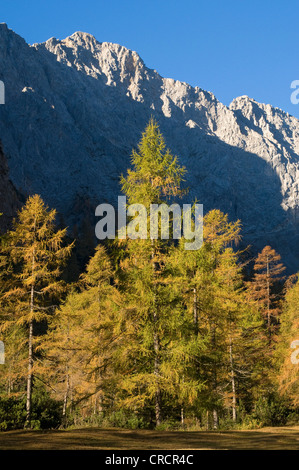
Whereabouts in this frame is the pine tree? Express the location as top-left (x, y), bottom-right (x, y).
top-left (0, 195), bottom-right (73, 427)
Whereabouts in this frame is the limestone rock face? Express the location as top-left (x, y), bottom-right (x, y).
top-left (1, 23), bottom-right (299, 269)
top-left (0, 142), bottom-right (20, 231)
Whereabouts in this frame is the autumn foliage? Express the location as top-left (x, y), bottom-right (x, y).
top-left (0, 121), bottom-right (298, 430)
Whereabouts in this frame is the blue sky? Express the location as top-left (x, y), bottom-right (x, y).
top-left (2, 0), bottom-right (299, 117)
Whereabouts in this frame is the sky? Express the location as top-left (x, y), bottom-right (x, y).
top-left (1, 0), bottom-right (299, 118)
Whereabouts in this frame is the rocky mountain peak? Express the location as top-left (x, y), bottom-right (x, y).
top-left (34, 31), bottom-right (146, 94)
top-left (65, 31), bottom-right (99, 46)
top-left (1, 26), bottom-right (299, 270)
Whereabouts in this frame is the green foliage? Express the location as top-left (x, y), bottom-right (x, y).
top-left (0, 397), bottom-right (26, 430)
top-left (67, 410), bottom-right (148, 430)
top-left (155, 419), bottom-right (181, 431)
top-left (103, 411), bottom-right (147, 429)
top-left (121, 117), bottom-right (186, 208)
top-left (253, 394), bottom-right (293, 427)
top-left (30, 387), bottom-right (63, 430)
top-left (0, 388), bottom-right (62, 431)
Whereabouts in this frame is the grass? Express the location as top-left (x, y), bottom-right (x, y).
top-left (0, 426), bottom-right (298, 450)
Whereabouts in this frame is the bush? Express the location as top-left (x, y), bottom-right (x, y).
top-left (105, 410), bottom-right (147, 429)
top-left (253, 395), bottom-right (292, 427)
top-left (0, 397), bottom-right (26, 430)
top-left (66, 409), bottom-right (148, 430)
top-left (31, 389), bottom-right (63, 429)
top-left (156, 419), bottom-right (180, 431)
top-left (238, 415), bottom-right (262, 430)
top-left (0, 387), bottom-right (63, 430)
top-left (218, 417), bottom-right (238, 430)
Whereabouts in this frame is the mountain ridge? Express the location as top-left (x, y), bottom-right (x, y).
top-left (1, 24), bottom-right (299, 270)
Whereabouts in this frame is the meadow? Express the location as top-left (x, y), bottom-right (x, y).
top-left (0, 426), bottom-right (298, 450)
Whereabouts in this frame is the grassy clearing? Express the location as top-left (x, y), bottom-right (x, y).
top-left (0, 426), bottom-right (298, 450)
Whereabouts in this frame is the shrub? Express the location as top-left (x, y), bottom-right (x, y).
top-left (0, 397), bottom-right (26, 430)
top-left (0, 387), bottom-right (63, 430)
top-left (253, 394), bottom-right (292, 426)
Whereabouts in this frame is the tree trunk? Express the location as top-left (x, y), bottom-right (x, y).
top-left (266, 255), bottom-right (271, 331)
top-left (181, 406), bottom-right (184, 426)
top-left (25, 319), bottom-right (33, 428)
top-left (151, 239), bottom-right (162, 427)
top-left (193, 287), bottom-right (198, 330)
top-left (62, 372), bottom-right (70, 427)
top-left (206, 410), bottom-right (210, 430)
top-left (212, 323), bottom-right (218, 430)
top-left (229, 338), bottom-right (237, 422)
top-left (212, 409), bottom-right (218, 430)
top-left (25, 234), bottom-right (36, 429)
top-left (7, 368), bottom-right (11, 396)
top-left (154, 328), bottom-right (162, 427)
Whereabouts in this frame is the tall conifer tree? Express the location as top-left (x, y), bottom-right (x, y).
top-left (247, 246), bottom-right (285, 339)
top-left (119, 118), bottom-right (185, 426)
top-left (1, 195), bottom-right (73, 427)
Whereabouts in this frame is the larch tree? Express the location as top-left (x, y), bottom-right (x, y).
top-left (118, 118), bottom-right (186, 426)
top-left (213, 246), bottom-right (265, 424)
top-left (0, 231), bottom-right (28, 397)
top-left (0, 195), bottom-right (73, 427)
top-left (169, 209), bottom-right (242, 427)
top-left (247, 246), bottom-right (285, 340)
top-left (276, 276), bottom-right (299, 406)
top-left (42, 244), bottom-right (122, 426)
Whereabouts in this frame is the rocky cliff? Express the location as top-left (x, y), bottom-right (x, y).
top-left (1, 24), bottom-right (299, 269)
top-left (0, 141), bottom-right (20, 231)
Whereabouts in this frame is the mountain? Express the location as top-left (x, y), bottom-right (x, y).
top-left (1, 23), bottom-right (299, 270)
top-left (0, 141), bottom-right (20, 231)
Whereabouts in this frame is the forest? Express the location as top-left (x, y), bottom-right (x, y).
top-left (0, 119), bottom-right (298, 432)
